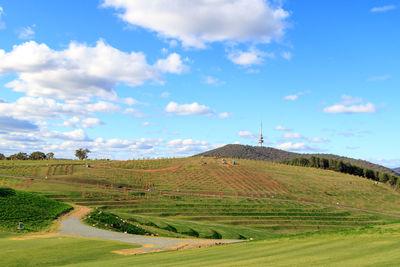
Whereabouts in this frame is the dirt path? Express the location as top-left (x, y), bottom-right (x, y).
top-left (59, 205), bottom-right (241, 254)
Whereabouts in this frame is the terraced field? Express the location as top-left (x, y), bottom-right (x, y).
top-left (1, 157), bottom-right (400, 240)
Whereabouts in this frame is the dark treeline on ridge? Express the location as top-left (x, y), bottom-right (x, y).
top-left (285, 156), bottom-right (400, 186)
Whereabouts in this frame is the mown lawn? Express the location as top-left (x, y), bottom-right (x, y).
top-left (2, 225), bottom-right (400, 266)
top-left (0, 234), bottom-right (138, 267)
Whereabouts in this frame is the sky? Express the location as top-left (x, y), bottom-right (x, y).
top-left (0, 1), bottom-right (399, 167)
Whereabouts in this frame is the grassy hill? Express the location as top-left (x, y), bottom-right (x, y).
top-left (1, 157), bottom-right (400, 239)
top-left (0, 187), bottom-right (72, 232)
top-left (2, 157), bottom-right (400, 265)
top-left (197, 144), bottom-right (396, 175)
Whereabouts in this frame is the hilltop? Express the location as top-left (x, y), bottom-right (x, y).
top-left (196, 144), bottom-right (396, 175)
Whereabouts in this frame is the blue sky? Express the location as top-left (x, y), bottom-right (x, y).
top-left (0, 0), bottom-right (398, 167)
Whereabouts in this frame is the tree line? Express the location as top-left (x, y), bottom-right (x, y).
top-left (0, 151), bottom-right (54, 161)
top-left (284, 156), bottom-right (400, 186)
top-left (0, 148), bottom-right (91, 161)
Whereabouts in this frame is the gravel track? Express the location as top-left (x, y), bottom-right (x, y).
top-left (59, 209), bottom-right (241, 253)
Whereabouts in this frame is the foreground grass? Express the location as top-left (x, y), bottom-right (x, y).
top-left (0, 234), bottom-right (138, 267)
top-left (2, 225), bottom-right (400, 266)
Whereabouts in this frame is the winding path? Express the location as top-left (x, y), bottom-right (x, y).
top-left (59, 206), bottom-right (242, 254)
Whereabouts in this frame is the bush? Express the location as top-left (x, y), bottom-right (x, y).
top-left (0, 187), bottom-right (16, 197)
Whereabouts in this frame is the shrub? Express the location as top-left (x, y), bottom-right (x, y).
top-left (0, 187), bottom-right (16, 197)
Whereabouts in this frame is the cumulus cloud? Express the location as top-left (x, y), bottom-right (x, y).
top-left (155, 53), bottom-right (187, 74)
top-left (0, 6), bottom-right (5, 30)
top-left (281, 51), bottom-right (292, 61)
top-left (323, 95), bottom-right (377, 114)
top-left (43, 129), bottom-right (90, 141)
top-left (167, 139), bottom-right (214, 155)
top-left (283, 132), bottom-right (302, 139)
top-left (0, 97), bottom-right (86, 120)
top-left (227, 48), bottom-right (273, 66)
top-left (0, 116), bottom-right (38, 132)
top-left (308, 137), bottom-right (329, 143)
top-left (165, 101), bottom-right (215, 116)
top-left (17, 25), bottom-right (35, 39)
top-left (204, 76), bottom-right (225, 86)
top-left (283, 90), bottom-right (310, 101)
top-left (276, 142), bottom-right (317, 152)
top-left (238, 131), bottom-right (257, 139)
top-left (85, 101), bottom-right (121, 113)
top-left (0, 40), bottom-right (186, 103)
top-left (81, 118), bottom-right (103, 128)
top-left (123, 108), bottom-right (147, 118)
top-left (370, 5), bottom-right (396, 13)
top-left (275, 125), bottom-right (292, 131)
top-left (101, 0), bottom-right (289, 48)
top-left (218, 112), bottom-right (233, 119)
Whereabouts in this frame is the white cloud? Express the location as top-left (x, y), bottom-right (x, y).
top-left (283, 90), bottom-right (310, 101)
top-left (227, 48), bottom-right (273, 66)
top-left (276, 142), bottom-right (316, 151)
top-left (167, 139), bottom-right (214, 155)
top-left (284, 94), bottom-right (298, 101)
top-left (281, 51), bottom-right (292, 61)
top-left (102, 0), bottom-right (289, 48)
top-left (82, 118), bottom-right (103, 128)
top-left (155, 53), bottom-right (186, 74)
top-left (323, 95), bottom-right (377, 114)
top-left (17, 25), bottom-right (35, 39)
top-left (283, 132), bottom-right (302, 139)
top-left (0, 116), bottom-right (38, 132)
top-left (0, 40), bottom-right (186, 103)
top-left (0, 6), bottom-right (5, 30)
top-left (85, 101), bottom-right (121, 113)
top-left (141, 121), bottom-right (150, 127)
top-left (367, 74), bottom-right (390, 82)
top-left (0, 97), bottom-right (86, 120)
top-left (43, 129), bottom-right (90, 141)
top-left (165, 101), bottom-right (215, 116)
top-left (218, 112), bottom-right (233, 119)
top-left (63, 116), bottom-right (81, 128)
top-left (121, 97), bottom-right (140, 105)
top-left (371, 5), bottom-right (396, 13)
top-left (238, 131), bottom-right (257, 139)
top-left (275, 125), bottom-right (292, 131)
top-left (161, 91), bottom-right (170, 98)
top-left (123, 108), bottom-right (147, 118)
top-left (308, 137), bottom-right (329, 143)
top-left (204, 76), bottom-right (225, 86)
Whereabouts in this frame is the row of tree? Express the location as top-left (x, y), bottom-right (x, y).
top-left (0, 148), bottom-right (91, 161)
top-left (0, 152), bottom-right (54, 161)
top-left (284, 156), bottom-right (400, 186)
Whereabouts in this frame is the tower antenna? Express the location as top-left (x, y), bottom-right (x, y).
top-left (258, 122), bottom-right (264, 147)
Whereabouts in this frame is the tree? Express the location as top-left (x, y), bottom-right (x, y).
top-left (46, 152), bottom-right (55, 160)
top-left (0, 153), bottom-right (5, 160)
top-left (9, 152), bottom-right (28, 160)
top-left (29, 151), bottom-right (46, 160)
top-left (75, 148), bottom-right (90, 160)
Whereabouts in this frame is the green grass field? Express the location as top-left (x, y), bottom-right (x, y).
top-left (2, 223), bottom-right (400, 266)
top-left (1, 157), bottom-right (400, 265)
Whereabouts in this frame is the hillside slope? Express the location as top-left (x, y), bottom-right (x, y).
top-left (394, 168), bottom-right (400, 174)
top-left (197, 144), bottom-right (396, 174)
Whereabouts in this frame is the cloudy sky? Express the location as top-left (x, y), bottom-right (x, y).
top-left (0, 1), bottom-right (398, 166)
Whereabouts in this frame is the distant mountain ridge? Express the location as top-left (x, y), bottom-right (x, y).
top-left (394, 168), bottom-right (400, 174)
top-left (196, 144), bottom-right (396, 175)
